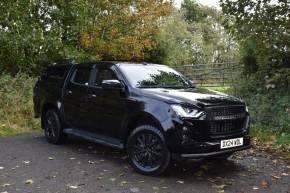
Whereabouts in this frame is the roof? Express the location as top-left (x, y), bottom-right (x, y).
top-left (48, 61), bottom-right (166, 68)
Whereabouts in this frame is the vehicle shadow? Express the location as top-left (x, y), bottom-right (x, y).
top-left (41, 135), bottom-right (249, 180)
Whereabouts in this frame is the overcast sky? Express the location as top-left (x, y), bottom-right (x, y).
top-left (174, 0), bottom-right (220, 8)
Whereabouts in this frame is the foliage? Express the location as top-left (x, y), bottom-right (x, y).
top-left (0, 73), bottom-right (39, 135)
top-left (221, 0), bottom-right (290, 88)
top-left (233, 76), bottom-right (290, 133)
top-left (151, 1), bottom-right (239, 67)
top-left (0, 0), bottom-right (172, 75)
top-left (80, 0), bottom-right (172, 62)
top-left (150, 11), bottom-right (197, 66)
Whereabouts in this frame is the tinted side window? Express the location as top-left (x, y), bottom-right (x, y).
top-left (71, 67), bottom-right (91, 85)
top-left (95, 69), bottom-right (117, 86)
top-left (46, 65), bottom-right (70, 80)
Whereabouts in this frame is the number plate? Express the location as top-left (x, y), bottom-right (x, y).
top-left (220, 138), bottom-right (243, 149)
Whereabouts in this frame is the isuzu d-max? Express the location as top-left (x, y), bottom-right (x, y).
top-left (33, 61), bottom-right (251, 175)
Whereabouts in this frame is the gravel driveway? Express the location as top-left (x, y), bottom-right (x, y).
top-left (0, 132), bottom-right (289, 193)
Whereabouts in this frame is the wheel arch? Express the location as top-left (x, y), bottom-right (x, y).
top-left (122, 112), bottom-right (163, 147)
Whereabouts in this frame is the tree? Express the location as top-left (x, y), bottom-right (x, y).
top-left (79, 0), bottom-right (172, 61)
top-left (150, 11), bottom-right (199, 66)
top-left (0, 0), bottom-right (172, 75)
top-left (151, 0), bottom-right (239, 67)
top-left (221, 0), bottom-right (290, 87)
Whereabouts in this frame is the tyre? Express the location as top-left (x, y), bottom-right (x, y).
top-left (43, 109), bottom-right (67, 144)
top-left (126, 125), bottom-right (171, 176)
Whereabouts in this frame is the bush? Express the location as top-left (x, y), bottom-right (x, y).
top-left (233, 76), bottom-right (290, 133)
top-left (0, 73), bottom-right (39, 135)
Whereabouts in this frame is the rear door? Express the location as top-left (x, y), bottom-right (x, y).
top-left (63, 66), bottom-right (93, 129)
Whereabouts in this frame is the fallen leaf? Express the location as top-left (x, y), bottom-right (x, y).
top-left (120, 181), bottom-right (127, 187)
top-left (177, 180), bottom-right (184, 184)
top-left (253, 186), bottom-right (259, 190)
top-left (213, 184), bottom-right (226, 190)
top-left (110, 178), bottom-right (116, 182)
top-left (68, 185), bottom-right (78, 189)
top-left (152, 186), bottom-right (160, 191)
top-left (130, 187), bottom-right (140, 193)
top-left (261, 180), bottom-right (270, 188)
top-left (25, 179), bottom-right (34, 185)
top-left (48, 157), bottom-right (54, 160)
top-left (0, 167), bottom-right (4, 170)
top-left (1, 183), bottom-right (11, 187)
top-left (271, 175), bottom-right (281, 179)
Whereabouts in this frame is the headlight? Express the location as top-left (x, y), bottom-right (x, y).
top-left (171, 104), bottom-right (205, 119)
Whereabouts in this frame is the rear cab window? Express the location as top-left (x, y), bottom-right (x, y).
top-left (70, 67), bottom-right (92, 86)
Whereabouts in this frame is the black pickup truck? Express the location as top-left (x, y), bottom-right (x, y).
top-left (33, 61), bottom-right (251, 175)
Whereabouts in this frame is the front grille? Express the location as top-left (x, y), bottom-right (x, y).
top-left (208, 106), bottom-right (246, 120)
top-left (207, 105), bottom-right (246, 135)
top-left (210, 120), bottom-right (244, 135)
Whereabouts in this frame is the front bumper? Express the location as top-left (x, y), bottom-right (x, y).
top-left (165, 114), bottom-right (251, 158)
top-left (179, 144), bottom-right (251, 159)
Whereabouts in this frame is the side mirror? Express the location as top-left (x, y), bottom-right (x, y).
top-left (101, 80), bottom-right (124, 90)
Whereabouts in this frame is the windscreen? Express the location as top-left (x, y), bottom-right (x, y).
top-left (119, 64), bottom-right (194, 89)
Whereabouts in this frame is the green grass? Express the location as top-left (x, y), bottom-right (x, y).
top-left (251, 125), bottom-right (290, 146)
top-left (0, 126), bottom-right (15, 136)
top-left (0, 124), bottom-right (38, 136)
top-left (204, 86), bottom-right (233, 94)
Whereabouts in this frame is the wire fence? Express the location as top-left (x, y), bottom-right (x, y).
top-left (174, 62), bottom-right (242, 87)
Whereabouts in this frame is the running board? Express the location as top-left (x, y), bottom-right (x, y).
top-left (63, 128), bottom-right (124, 150)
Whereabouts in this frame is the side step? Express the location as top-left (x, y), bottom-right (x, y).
top-left (63, 128), bottom-right (124, 150)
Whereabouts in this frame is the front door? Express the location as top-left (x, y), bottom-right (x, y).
top-left (86, 66), bottom-right (127, 138)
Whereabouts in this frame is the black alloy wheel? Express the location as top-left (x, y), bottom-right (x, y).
top-left (43, 109), bottom-right (66, 144)
top-left (127, 125), bottom-right (170, 176)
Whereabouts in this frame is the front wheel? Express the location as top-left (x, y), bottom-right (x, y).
top-left (126, 125), bottom-right (171, 176)
top-left (43, 109), bottom-right (67, 144)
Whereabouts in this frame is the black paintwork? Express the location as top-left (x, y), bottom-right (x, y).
top-left (33, 61), bottom-right (251, 158)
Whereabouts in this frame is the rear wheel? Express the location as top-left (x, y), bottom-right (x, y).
top-left (43, 109), bottom-right (67, 144)
top-left (126, 125), bottom-right (170, 176)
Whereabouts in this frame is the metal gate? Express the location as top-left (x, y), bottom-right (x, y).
top-left (174, 62), bottom-right (242, 87)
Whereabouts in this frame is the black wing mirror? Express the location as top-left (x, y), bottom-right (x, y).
top-left (101, 80), bottom-right (124, 90)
